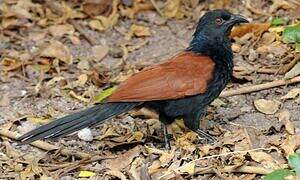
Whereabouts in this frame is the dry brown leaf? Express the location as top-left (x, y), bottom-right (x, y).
top-left (127, 131), bottom-right (144, 142)
top-left (230, 23), bottom-right (271, 38)
top-left (40, 41), bottom-right (73, 64)
top-left (104, 146), bottom-right (141, 171)
top-left (97, 127), bottom-right (119, 140)
top-left (126, 24), bottom-right (151, 40)
top-left (281, 88), bottom-right (300, 100)
top-left (77, 59), bottom-right (90, 70)
top-left (88, 0), bottom-right (119, 31)
top-left (119, 1), bottom-right (154, 19)
top-left (254, 99), bottom-right (281, 115)
top-left (281, 135), bottom-right (296, 157)
top-left (105, 170), bottom-right (127, 180)
top-left (82, 0), bottom-right (112, 17)
top-left (69, 91), bottom-right (90, 102)
top-left (92, 45), bottom-right (109, 61)
top-left (257, 42), bottom-right (288, 56)
top-left (270, 0), bottom-right (294, 13)
top-left (260, 32), bottom-right (276, 45)
top-left (132, 24), bottom-right (151, 37)
top-left (48, 24), bottom-right (74, 37)
top-left (1, 57), bottom-right (23, 71)
top-left (249, 151), bottom-right (281, 169)
top-left (146, 146), bottom-right (175, 167)
top-left (285, 62), bottom-right (300, 79)
top-left (76, 74), bottom-right (88, 87)
top-left (177, 161), bottom-right (195, 175)
top-left (176, 132), bottom-right (197, 152)
top-left (164, 0), bottom-right (183, 19)
top-left (277, 111), bottom-right (295, 135)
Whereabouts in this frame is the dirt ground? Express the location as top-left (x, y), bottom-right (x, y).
top-left (0, 0), bottom-right (300, 179)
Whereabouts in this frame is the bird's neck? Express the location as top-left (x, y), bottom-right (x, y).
top-left (187, 34), bottom-right (233, 70)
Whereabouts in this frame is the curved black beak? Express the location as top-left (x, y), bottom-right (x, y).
top-left (229, 14), bottom-right (249, 25)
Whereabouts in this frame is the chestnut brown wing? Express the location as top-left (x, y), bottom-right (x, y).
top-left (107, 52), bottom-right (215, 102)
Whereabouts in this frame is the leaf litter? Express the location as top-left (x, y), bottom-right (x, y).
top-left (0, 0), bottom-right (300, 179)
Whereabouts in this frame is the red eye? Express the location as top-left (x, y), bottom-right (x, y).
top-left (215, 18), bottom-right (224, 25)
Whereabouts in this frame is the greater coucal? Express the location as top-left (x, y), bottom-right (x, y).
top-left (17, 10), bottom-right (248, 147)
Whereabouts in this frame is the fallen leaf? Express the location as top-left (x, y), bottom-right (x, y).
top-left (40, 41), bottom-right (73, 64)
top-left (120, 1), bottom-right (154, 19)
top-left (104, 146), bottom-right (141, 171)
top-left (77, 59), bottom-right (90, 70)
top-left (277, 111), bottom-right (295, 135)
top-left (281, 135), bottom-right (296, 157)
top-left (230, 23), bottom-right (271, 38)
top-left (271, 17), bottom-right (286, 26)
top-left (1, 57), bottom-right (22, 71)
top-left (164, 0), bottom-right (183, 19)
top-left (27, 116), bottom-right (51, 125)
top-left (97, 127), bottom-right (119, 140)
top-left (283, 24), bottom-right (300, 52)
top-left (254, 99), bottom-right (281, 115)
top-left (270, 0), bottom-right (293, 13)
top-left (106, 170), bottom-right (127, 180)
top-left (78, 171), bottom-right (96, 178)
top-left (127, 131), bottom-right (144, 142)
top-left (92, 45), bottom-right (109, 62)
top-left (177, 161), bottom-right (195, 175)
top-left (69, 90), bottom-right (90, 102)
top-left (281, 88), bottom-right (300, 100)
top-left (94, 86), bottom-right (117, 103)
top-left (146, 146), bottom-right (175, 167)
top-left (249, 151), bottom-right (281, 169)
top-left (48, 24), bottom-right (74, 37)
top-left (77, 74), bottom-right (88, 87)
top-left (82, 0), bottom-right (112, 17)
top-left (88, 0), bottom-right (119, 31)
top-left (126, 24), bottom-right (151, 40)
top-left (285, 62), bottom-right (300, 79)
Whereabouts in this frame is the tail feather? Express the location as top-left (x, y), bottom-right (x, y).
top-left (17, 102), bottom-right (139, 143)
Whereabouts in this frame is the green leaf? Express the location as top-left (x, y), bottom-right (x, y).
top-left (288, 153), bottom-right (300, 174)
top-left (283, 24), bottom-right (300, 44)
top-left (271, 17), bottom-right (285, 26)
top-left (94, 86), bottom-right (117, 103)
top-left (263, 169), bottom-right (294, 180)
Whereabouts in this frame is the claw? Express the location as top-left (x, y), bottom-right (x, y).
top-left (196, 129), bottom-right (216, 143)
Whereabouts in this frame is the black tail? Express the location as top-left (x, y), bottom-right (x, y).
top-left (17, 102), bottom-right (140, 143)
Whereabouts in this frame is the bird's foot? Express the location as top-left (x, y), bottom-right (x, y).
top-left (196, 129), bottom-right (216, 144)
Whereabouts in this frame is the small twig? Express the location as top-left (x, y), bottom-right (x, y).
top-left (220, 76), bottom-right (300, 97)
top-left (0, 129), bottom-right (91, 159)
top-left (233, 66), bottom-right (278, 74)
top-left (277, 54), bottom-right (300, 75)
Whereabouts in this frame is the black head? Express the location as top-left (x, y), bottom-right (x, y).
top-left (193, 10), bottom-right (248, 42)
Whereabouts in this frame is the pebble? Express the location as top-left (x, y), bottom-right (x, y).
top-left (77, 128), bottom-right (93, 142)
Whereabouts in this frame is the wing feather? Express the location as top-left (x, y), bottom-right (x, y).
top-left (107, 52), bottom-right (215, 102)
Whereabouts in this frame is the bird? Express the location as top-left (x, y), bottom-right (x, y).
top-left (17, 10), bottom-right (249, 148)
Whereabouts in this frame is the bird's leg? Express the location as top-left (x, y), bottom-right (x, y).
top-left (184, 113), bottom-right (216, 144)
top-left (159, 114), bottom-right (173, 150)
top-left (161, 123), bottom-right (171, 150)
